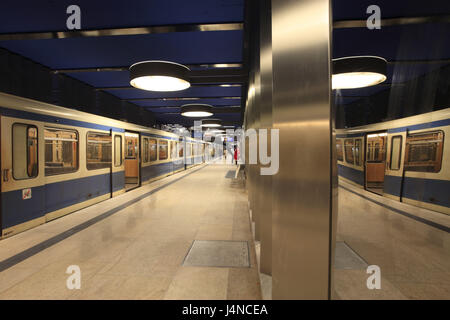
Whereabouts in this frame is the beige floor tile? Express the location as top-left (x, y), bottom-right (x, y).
top-left (227, 267), bottom-right (262, 300)
top-left (164, 267), bottom-right (229, 300)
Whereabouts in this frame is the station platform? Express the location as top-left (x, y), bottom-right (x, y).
top-left (0, 164), bottom-right (261, 300)
top-left (335, 180), bottom-right (450, 300)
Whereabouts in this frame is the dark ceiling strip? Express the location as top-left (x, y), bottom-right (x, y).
top-left (145, 106), bottom-right (240, 110)
top-left (0, 22), bottom-right (243, 41)
top-left (127, 96), bottom-right (241, 101)
top-left (387, 58), bottom-right (450, 64)
top-left (95, 83), bottom-right (242, 91)
top-left (334, 15), bottom-right (450, 29)
top-left (190, 76), bottom-right (247, 84)
top-left (53, 63), bottom-right (244, 74)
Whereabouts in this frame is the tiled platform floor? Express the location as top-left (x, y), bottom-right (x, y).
top-left (0, 164), bottom-right (261, 300)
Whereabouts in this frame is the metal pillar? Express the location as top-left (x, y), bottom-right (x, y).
top-left (271, 0), bottom-right (336, 299)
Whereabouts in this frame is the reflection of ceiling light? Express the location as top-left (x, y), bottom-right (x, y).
top-left (332, 56), bottom-right (387, 90)
top-left (129, 61), bottom-right (190, 91)
top-left (367, 133), bottom-right (387, 138)
top-left (181, 104), bottom-right (213, 117)
top-left (200, 119), bottom-right (222, 128)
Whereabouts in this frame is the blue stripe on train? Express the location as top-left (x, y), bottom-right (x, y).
top-left (2, 173), bottom-right (112, 228)
top-left (1, 185), bottom-right (46, 229)
top-left (387, 118), bottom-right (450, 133)
top-left (337, 164), bottom-right (364, 186)
top-left (384, 175), bottom-right (402, 197)
top-left (400, 176), bottom-right (450, 208)
top-left (141, 162), bottom-right (174, 182)
top-left (338, 169), bottom-right (450, 208)
top-left (112, 170), bottom-right (125, 193)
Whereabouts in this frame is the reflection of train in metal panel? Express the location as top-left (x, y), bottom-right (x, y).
top-left (336, 108), bottom-right (450, 215)
top-left (0, 92), bottom-right (211, 238)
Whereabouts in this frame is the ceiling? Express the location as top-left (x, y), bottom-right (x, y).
top-left (0, 0), bottom-right (449, 127)
top-left (0, 0), bottom-right (245, 127)
top-left (332, 0), bottom-right (450, 114)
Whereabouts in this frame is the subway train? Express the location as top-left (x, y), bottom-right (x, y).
top-left (336, 108), bottom-right (450, 215)
top-left (0, 92), bottom-right (212, 239)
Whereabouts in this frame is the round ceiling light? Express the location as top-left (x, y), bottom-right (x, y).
top-left (200, 118), bottom-right (222, 128)
top-left (332, 56), bottom-right (387, 90)
top-left (129, 60), bottom-right (190, 92)
top-left (181, 104), bottom-right (213, 117)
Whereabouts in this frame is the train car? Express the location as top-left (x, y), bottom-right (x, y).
top-left (336, 108), bottom-right (450, 215)
top-left (0, 92), bottom-right (206, 238)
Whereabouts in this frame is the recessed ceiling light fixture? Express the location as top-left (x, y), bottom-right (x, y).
top-left (200, 118), bottom-right (222, 128)
top-left (332, 56), bottom-right (387, 90)
top-left (129, 60), bottom-right (190, 92)
top-left (181, 104), bottom-right (213, 117)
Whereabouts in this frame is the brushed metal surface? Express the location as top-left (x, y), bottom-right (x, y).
top-left (253, 31), bottom-right (262, 242)
top-left (271, 0), bottom-right (334, 299)
top-left (259, 0), bottom-right (273, 276)
top-left (0, 23), bottom-right (243, 41)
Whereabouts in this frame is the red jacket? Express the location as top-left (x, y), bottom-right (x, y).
top-left (234, 149), bottom-right (238, 160)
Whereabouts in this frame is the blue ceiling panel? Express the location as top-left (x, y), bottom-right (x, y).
top-left (0, 0), bottom-right (244, 34)
top-left (333, 0), bottom-right (450, 21)
top-left (67, 71), bottom-right (130, 87)
top-left (106, 86), bottom-right (241, 100)
top-left (334, 97), bottom-right (362, 105)
top-left (0, 30), bottom-right (243, 69)
top-left (134, 98), bottom-right (241, 108)
top-left (333, 23), bottom-right (450, 61)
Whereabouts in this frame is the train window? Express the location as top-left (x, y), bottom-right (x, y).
top-left (404, 131), bottom-right (444, 173)
top-left (44, 128), bottom-right (78, 175)
top-left (336, 139), bottom-right (343, 161)
top-left (186, 143), bottom-right (192, 157)
top-left (354, 139), bottom-right (362, 166)
top-left (86, 132), bottom-right (112, 170)
top-left (178, 142), bottom-right (184, 157)
top-left (390, 136), bottom-right (402, 170)
top-left (170, 141), bottom-right (176, 159)
top-left (159, 140), bottom-right (168, 160)
top-left (344, 139), bottom-right (354, 165)
top-left (149, 139), bottom-right (157, 161)
top-left (12, 124), bottom-right (38, 180)
top-left (143, 137), bottom-right (149, 163)
top-left (114, 135), bottom-right (122, 167)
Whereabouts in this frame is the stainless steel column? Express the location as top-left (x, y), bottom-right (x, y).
top-left (271, 0), bottom-right (335, 299)
top-left (259, 0), bottom-right (273, 276)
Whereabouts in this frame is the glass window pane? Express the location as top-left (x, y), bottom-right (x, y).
top-left (87, 132), bottom-right (111, 170)
top-left (354, 139), bottom-right (361, 166)
top-left (150, 139), bottom-right (157, 161)
top-left (344, 139), bottom-right (354, 164)
top-left (404, 131), bottom-right (443, 173)
top-left (390, 136), bottom-right (402, 170)
top-left (45, 128), bottom-right (78, 175)
top-left (114, 135), bottom-right (122, 167)
top-left (159, 140), bottom-right (168, 160)
top-left (170, 141), bottom-right (176, 159)
top-left (336, 139), bottom-right (343, 161)
top-left (178, 142), bottom-right (183, 157)
top-left (186, 143), bottom-right (192, 157)
top-left (143, 138), bottom-right (149, 163)
top-left (13, 124), bottom-right (38, 179)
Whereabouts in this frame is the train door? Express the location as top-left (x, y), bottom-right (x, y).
top-left (112, 132), bottom-right (125, 196)
top-left (124, 131), bottom-right (140, 191)
top-left (1, 116), bottom-right (46, 237)
top-left (384, 132), bottom-right (406, 200)
top-left (365, 132), bottom-right (387, 195)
